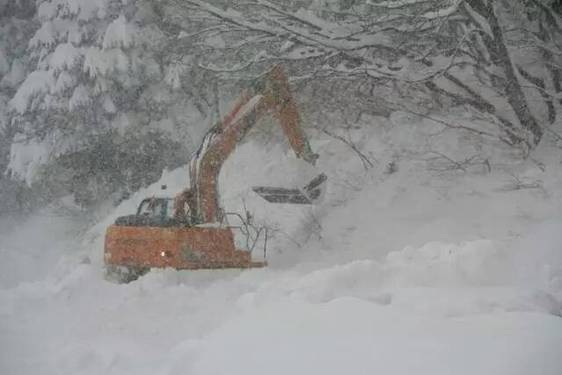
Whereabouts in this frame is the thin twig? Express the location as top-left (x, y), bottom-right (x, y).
top-left (317, 127), bottom-right (375, 170)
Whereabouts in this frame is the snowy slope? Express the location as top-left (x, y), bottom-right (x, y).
top-left (1, 113), bottom-right (562, 375)
top-left (1, 222), bottom-right (562, 375)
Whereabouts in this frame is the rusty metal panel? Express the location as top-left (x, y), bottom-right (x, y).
top-left (104, 225), bottom-right (265, 270)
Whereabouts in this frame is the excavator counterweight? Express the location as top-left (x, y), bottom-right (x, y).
top-left (103, 65), bottom-right (325, 283)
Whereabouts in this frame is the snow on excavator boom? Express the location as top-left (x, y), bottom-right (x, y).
top-left (183, 64), bottom-right (319, 224)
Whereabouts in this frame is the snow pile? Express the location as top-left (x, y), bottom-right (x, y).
top-left (0, 212), bottom-right (86, 288)
top-left (1, 222), bottom-right (562, 375)
top-left (183, 300), bottom-right (562, 375)
top-left (1, 112), bottom-right (562, 374)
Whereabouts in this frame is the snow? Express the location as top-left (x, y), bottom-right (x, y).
top-left (37, 0), bottom-right (108, 21)
top-left (1, 113), bottom-right (562, 374)
top-left (53, 70), bottom-right (76, 93)
top-left (1, 217), bottom-right (562, 375)
top-left (367, 0), bottom-right (465, 21)
top-left (29, 19), bottom-right (78, 48)
top-left (76, 0), bottom-right (108, 21)
top-left (49, 43), bottom-right (82, 72)
top-left (6, 130), bottom-right (77, 185)
top-left (421, 0), bottom-right (461, 19)
top-left (164, 64), bottom-right (185, 89)
top-left (0, 58), bottom-right (25, 87)
top-left (463, 2), bottom-right (493, 36)
top-left (9, 70), bottom-right (55, 113)
top-left (29, 21), bottom-right (57, 47)
top-left (189, 302), bottom-right (562, 375)
top-left (0, 47), bottom-right (8, 75)
top-left (102, 95), bottom-right (117, 113)
top-left (68, 84), bottom-right (91, 110)
top-left (103, 15), bottom-right (135, 50)
top-left (230, 95), bottom-right (264, 125)
top-left (83, 47), bottom-right (129, 78)
top-left (6, 134), bottom-right (52, 184)
top-left (37, 1), bottom-right (59, 20)
top-left (368, 0), bottom-right (429, 8)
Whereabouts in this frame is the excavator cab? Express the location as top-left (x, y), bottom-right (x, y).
top-left (138, 198), bottom-right (172, 218)
top-left (113, 198), bottom-right (185, 228)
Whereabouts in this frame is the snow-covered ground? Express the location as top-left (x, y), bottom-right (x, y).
top-left (1, 113), bottom-right (562, 375)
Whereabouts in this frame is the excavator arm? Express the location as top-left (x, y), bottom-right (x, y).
top-left (176, 65), bottom-right (319, 224)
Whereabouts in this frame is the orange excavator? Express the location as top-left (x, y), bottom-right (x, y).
top-left (104, 65), bottom-right (326, 282)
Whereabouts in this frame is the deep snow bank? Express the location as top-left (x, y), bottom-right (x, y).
top-left (183, 301), bottom-right (562, 375)
top-left (2, 112), bottom-right (562, 375)
top-left (82, 111), bottom-right (562, 271)
top-left (1, 228), bottom-right (562, 375)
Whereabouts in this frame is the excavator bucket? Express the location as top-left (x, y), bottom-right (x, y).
top-left (253, 173), bottom-right (327, 204)
top-left (253, 187), bottom-right (312, 204)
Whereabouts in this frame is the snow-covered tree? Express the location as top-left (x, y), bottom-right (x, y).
top-left (4, 0), bottom-right (209, 206)
top-left (0, 0), bottom-right (37, 213)
top-left (2, 0), bottom-right (561, 211)
top-left (164, 0), bottom-right (562, 149)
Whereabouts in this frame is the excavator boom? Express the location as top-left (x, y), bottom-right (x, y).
top-left (187, 65), bottom-right (318, 223)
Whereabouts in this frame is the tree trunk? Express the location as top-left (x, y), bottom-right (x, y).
top-left (485, 1), bottom-right (544, 145)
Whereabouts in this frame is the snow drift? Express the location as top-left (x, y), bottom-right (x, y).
top-left (1, 112), bottom-right (562, 375)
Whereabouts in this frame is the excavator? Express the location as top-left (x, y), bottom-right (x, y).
top-left (104, 65), bottom-right (326, 283)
